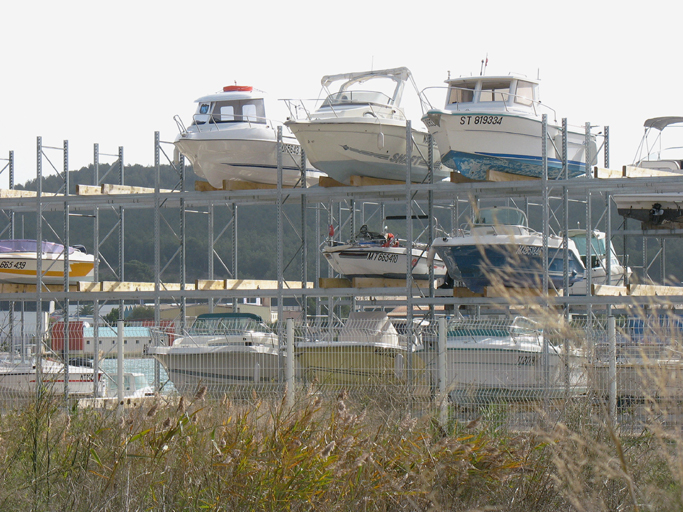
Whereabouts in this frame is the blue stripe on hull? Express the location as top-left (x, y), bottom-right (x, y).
top-left (434, 244), bottom-right (584, 293)
top-left (442, 150), bottom-right (586, 180)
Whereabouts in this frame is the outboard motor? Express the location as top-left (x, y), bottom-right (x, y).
top-left (649, 203), bottom-right (665, 225)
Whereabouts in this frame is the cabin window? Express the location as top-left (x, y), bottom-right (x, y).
top-left (448, 85), bottom-right (475, 105)
top-left (217, 105), bottom-right (235, 122)
top-left (199, 104), bottom-right (210, 115)
top-left (478, 81), bottom-right (511, 102)
top-left (514, 81), bottom-right (535, 106)
top-left (211, 100), bottom-right (266, 124)
top-left (86, 340), bottom-right (90, 345)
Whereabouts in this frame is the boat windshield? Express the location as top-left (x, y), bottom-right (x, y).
top-left (321, 90), bottom-right (392, 108)
top-left (0, 240), bottom-right (76, 254)
top-left (475, 208), bottom-right (527, 227)
top-left (196, 99), bottom-right (266, 125)
top-left (190, 315), bottom-right (271, 335)
top-left (478, 80), bottom-right (512, 103)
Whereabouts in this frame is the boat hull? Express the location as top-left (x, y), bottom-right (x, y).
top-left (614, 193), bottom-right (683, 227)
top-left (287, 119), bottom-right (447, 184)
top-left (0, 359), bottom-right (103, 397)
top-left (296, 342), bottom-right (427, 388)
top-left (148, 345), bottom-right (283, 396)
top-left (0, 253), bottom-right (94, 285)
top-left (591, 360), bottom-right (683, 401)
top-left (432, 238), bottom-right (584, 293)
top-left (322, 244), bottom-right (447, 281)
top-left (420, 343), bottom-right (587, 402)
top-left (175, 133), bottom-right (320, 188)
top-left (423, 111), bottom-right (589, 179)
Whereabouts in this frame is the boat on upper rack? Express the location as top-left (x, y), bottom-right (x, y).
top-left (284, 67), bottom-right (449, 185)
top-left (173, 85), bottom-right (323, 188)
top-left (146, 313), bottom-right (282, 396)
top-left (566, 229), bottom-right (632, 295)
top-left (421, 73), bottom-right (595, 180)
top-left (0, 239), bottom-right (95, 285)
top-left (614, 117), bottom-right (683, 228)
top-left (417, 315), bottom-right (587, 403)
top-left (430, 206), bottom-right (585, 294)
top-left (323, 224), bottom-right (449, 284)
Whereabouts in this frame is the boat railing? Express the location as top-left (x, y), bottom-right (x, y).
top-left (173, 115), bottom-right (188, 137)
top-left (188, 112), bottom-right (275, 133)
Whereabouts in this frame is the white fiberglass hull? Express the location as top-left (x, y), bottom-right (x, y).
top-left (296, 342), bottom-right (427, 388)
top-left (420, 341), bottom-right (587, 402)
top-left (569, 265), bottom-right (631, 295)
top-left (322, 244), bottom-right (447, 282)
top-left (287, 119), bottom-right (447, 184)
top-left (0, 252), bottom-right (94, 285)
top-left (0, 359), bottom-right (103, 397)
top-left (591, 359), bottom-right (683, 401)
top-left (423, 111), bottom-right (590, 179)
top-left (175, 131), bottom-right (321, 188)
top-left (613, 193), bottom-right (683, 227)
top-left (148, 344), bottom-right (283, 395)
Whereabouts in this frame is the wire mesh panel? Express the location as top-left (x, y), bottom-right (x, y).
top-left (418, 315), bottom-right (588, 408)
top-left (295, 312), bottom-right (431, 402)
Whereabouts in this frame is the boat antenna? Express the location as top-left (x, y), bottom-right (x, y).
top-left (480, 54), bottom-right (488, 76)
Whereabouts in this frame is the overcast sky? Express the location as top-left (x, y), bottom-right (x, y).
top-left (0, 0), bottom-right (679, 187)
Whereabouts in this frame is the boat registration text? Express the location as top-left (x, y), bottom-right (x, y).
top-left (0, 260), bottom-right (27, 270)
top-left (460, 115), bottom-right (503, 126)
top-left (366, 252), bottom-right (399, 263)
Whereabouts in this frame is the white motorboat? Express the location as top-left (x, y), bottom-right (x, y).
top-left (284, 67), bottom-right (448, 184)
top-left (0, 239), bottom-right (94, 285)
top-left (0, 355), bottom-right (104, 397)
top-left (174, 85), bottom-right (322, 188)
top-left (566, 229), bottom-right (631, 295)
top-left (422, 73), bottom-right (595, 180)
top-left (430, 207), bottom-right (585, 294)
top-left (614, 117), bottom-right (683, 227)
top-left (104, 372), bottom-right (155, 398)
top-left (296, 311), bottom-right (426, 388)
top-left (146, 313), bottom-right (282, 395)
top-left (323, 224), bottom-right (448, 283)
top-left (418, 316), bottom-right (587, 403)
top-left (631, 116), bottom-right (683, 172)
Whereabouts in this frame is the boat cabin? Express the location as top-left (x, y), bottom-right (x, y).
top-left (566, 230), bottom-right (621, 270)
top-left (468, 207), bottom-right (529, 237)
top-left (444, 75), bottom-right (540, 114)
top-left (192, 86), bottom-right (267, 126)
top-left (634, 116), bottom-right (683, 171)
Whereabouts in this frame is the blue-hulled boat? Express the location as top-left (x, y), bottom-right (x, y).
top-left (422, 73), bottom-right (595, 180)
top-left (430, 206), bottom-right (585, 293)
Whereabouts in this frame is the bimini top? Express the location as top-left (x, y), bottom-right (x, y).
top-left (0, 239), bottom-right (85, 255)
top-left (319, 67), bottom-right (412, 108)
top-left (643, 117), bottom-right (683, 131)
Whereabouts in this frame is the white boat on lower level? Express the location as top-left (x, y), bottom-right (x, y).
top-left (418, 316), bottom-right (587, 403)
top-left (0, 239), bottom-right (94, 285)
top-left (0, 355), bottom-right (104, 397)
top-left (147, 313), bottom-right (282, 395)
top-left (566, 229), bottom-right (631, 294)
top-left (296, 311), bottom-right (427, 388)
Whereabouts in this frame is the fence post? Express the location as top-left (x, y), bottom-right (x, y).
top-left (438, 317), bottom-right (447, 427)
top-left (286, 318), bottom-right (295, 408)
top-left (117, 320), bottom-right (125, 416)
top-left (608, 316), bottom-right (617, 420)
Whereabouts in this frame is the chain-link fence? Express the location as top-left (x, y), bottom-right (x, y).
top-left (1, 311), bottom-right (682, 428)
